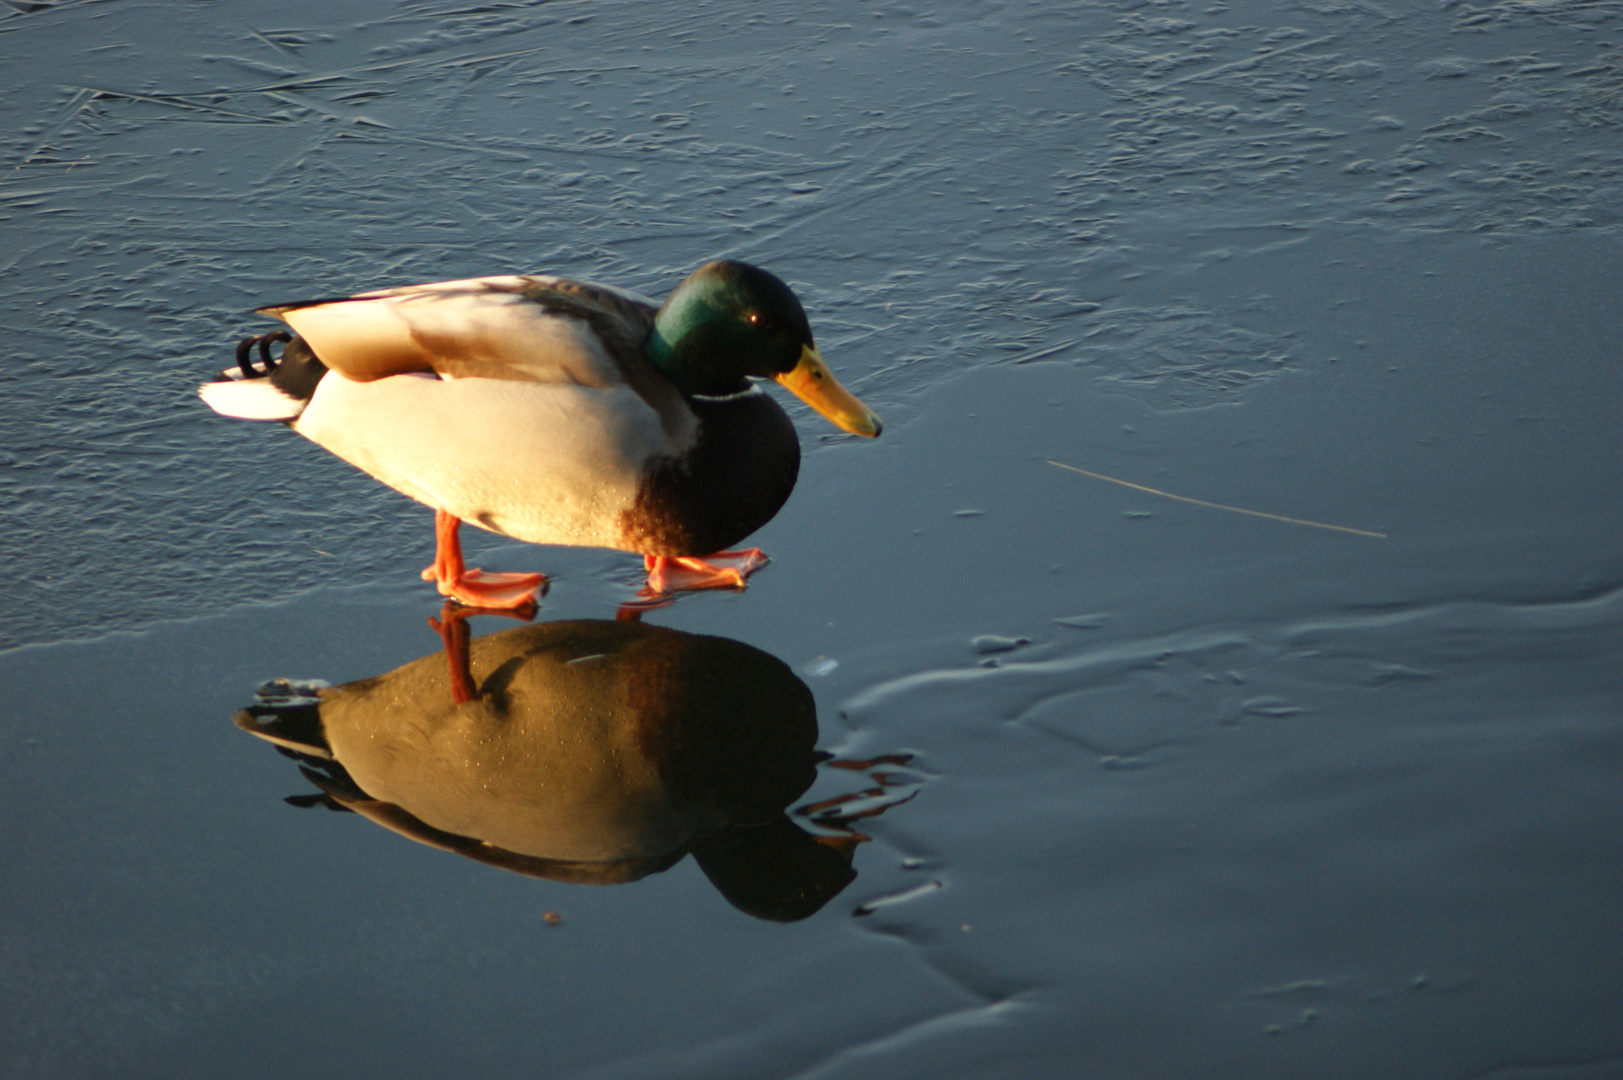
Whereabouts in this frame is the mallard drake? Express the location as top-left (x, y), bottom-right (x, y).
top-left (200, 260), bottom-right (881, 608)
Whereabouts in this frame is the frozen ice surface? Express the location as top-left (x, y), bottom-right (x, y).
top-left (2, 1), bottom-right (1621, 1078)
top-left (5, 0), bottom-right (1620, 648)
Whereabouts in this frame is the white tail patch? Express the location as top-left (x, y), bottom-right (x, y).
top-left (198, 377), bottom-right (307, 421)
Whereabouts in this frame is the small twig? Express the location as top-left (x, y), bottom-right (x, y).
top-left (1047, 459), bottom-right (1386, 539)
top-left (1166, 35), bottom-right (1337, 87)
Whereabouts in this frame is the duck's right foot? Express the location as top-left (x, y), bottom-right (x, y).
top-left (642, 549), bottom-right (769, 594)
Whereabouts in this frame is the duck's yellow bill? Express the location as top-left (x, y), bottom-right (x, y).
top-left (774, 345), bottom-right (883, 438)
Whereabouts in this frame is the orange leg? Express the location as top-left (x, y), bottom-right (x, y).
top-left (642, 548), bottom-right (770, 595)
top-left (420, 509), bottom-right (546, 610)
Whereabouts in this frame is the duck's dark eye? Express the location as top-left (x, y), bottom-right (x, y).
top-left (746, 311), bottom-right (764, 327)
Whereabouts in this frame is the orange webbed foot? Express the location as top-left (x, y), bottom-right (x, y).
top-left (422, 564), bottom-right (548, 609)
top-left (422, 509), bottom-right (546, 610)
top-left (642, 549), bottom-right (769, 595)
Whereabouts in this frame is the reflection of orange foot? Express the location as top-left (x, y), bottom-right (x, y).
top-left (615, 596), bottom-right (673, 622)
top-left (421, 509), bottom-right (546, 610)
top-left (642, 549), bottom-right (769, 595)
top-left (427, 600), bottom-right (536, 704)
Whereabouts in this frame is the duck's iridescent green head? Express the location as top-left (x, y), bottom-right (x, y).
top-left (649, 260), bottom-right (881, 437)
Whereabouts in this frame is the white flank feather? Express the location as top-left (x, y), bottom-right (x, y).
top-left (293, 371), bottom-right (665, 548)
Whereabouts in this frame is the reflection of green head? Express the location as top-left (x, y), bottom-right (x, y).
top-left (647, 260), bottom-right (816, 396)
top-left (693, 818), bottom-right (859, 923)
top-left (626, 623), bottom-right (857, 921)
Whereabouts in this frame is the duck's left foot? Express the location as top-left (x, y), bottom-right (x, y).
top-left (425, 567), bottom-right (548, 609)
top-left (422, 509), bottom-right (546, 610)
top-left (642, 549), bottom-right (769, 594)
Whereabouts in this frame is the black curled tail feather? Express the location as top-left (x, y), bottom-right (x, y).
top-left (200, 332), bottom-right (329, 422)
top-left (235, 330), bottom-right (290, 378)
top-left (232, 331), bottom-right (329, 401)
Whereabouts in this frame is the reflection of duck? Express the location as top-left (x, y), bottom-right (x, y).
top-left (236, 614), bottom-right (886, 921)
top-left (200, 261), bottom-right (882, 608)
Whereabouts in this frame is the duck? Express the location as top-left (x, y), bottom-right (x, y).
top-left (199, 260), bottom-right (881, 608)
